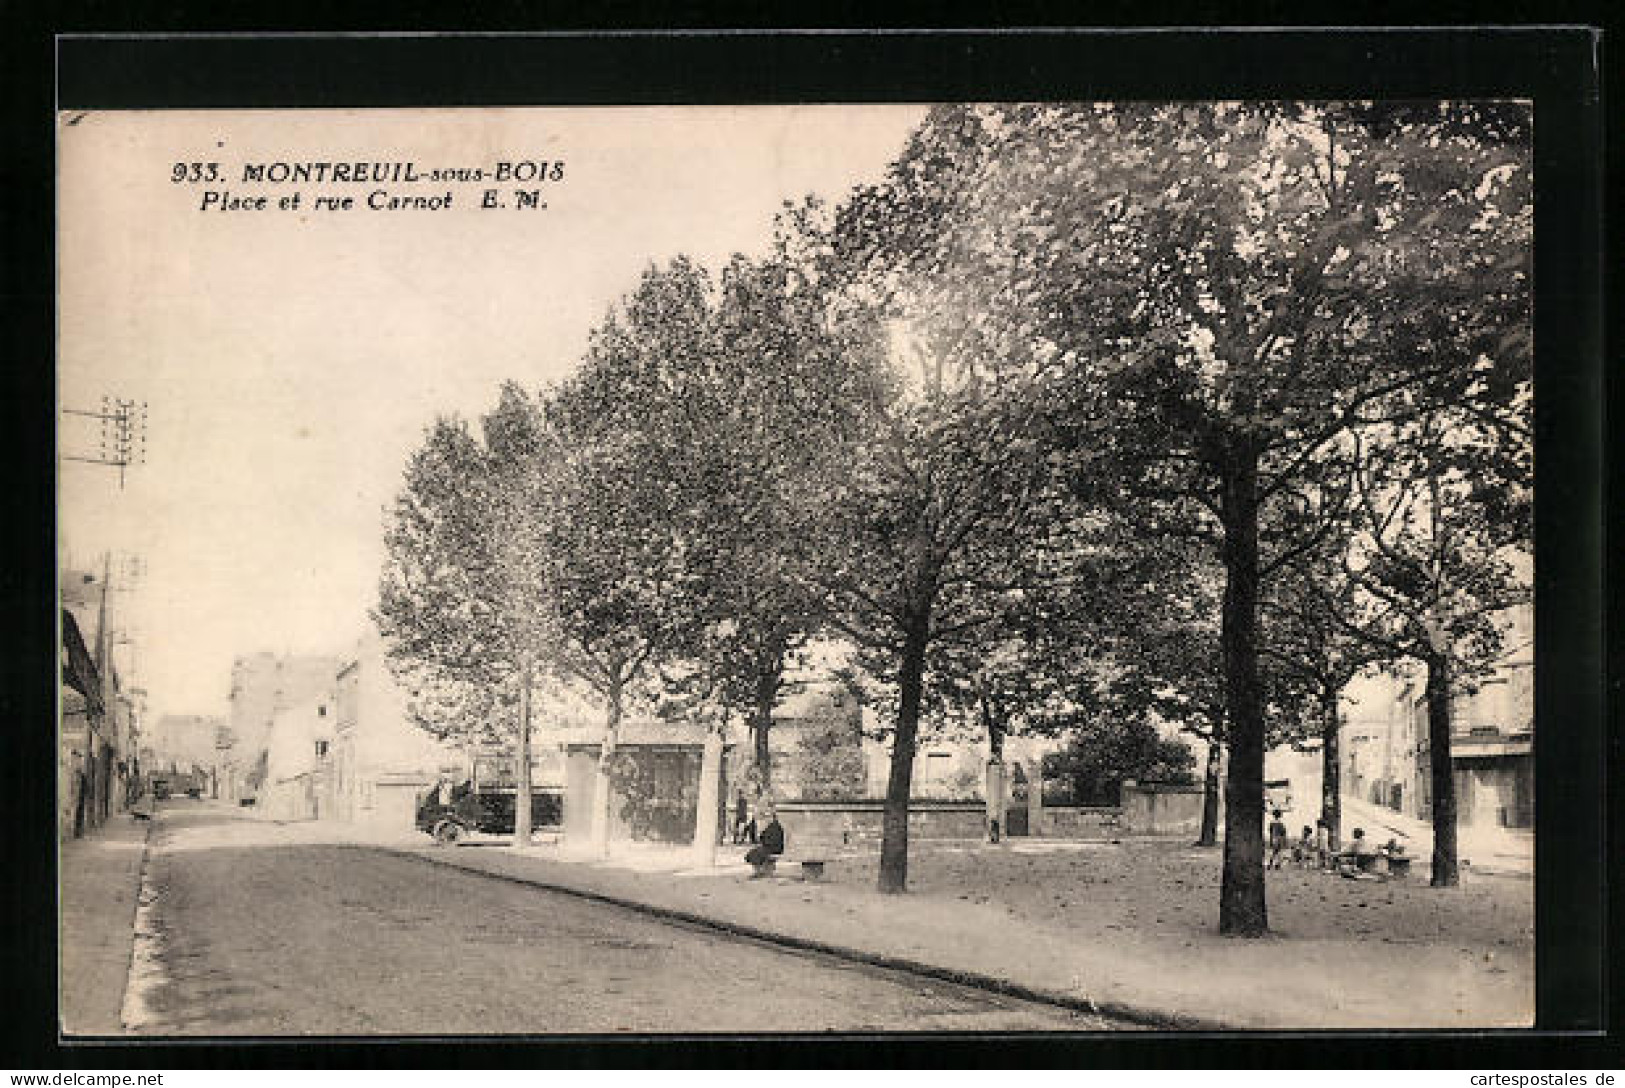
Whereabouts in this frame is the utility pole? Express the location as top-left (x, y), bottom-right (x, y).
top-left (62, 397), bottom-right (147, 489)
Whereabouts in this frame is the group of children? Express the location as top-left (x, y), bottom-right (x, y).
top-left (1267, 809), bottom-right (1404, 876)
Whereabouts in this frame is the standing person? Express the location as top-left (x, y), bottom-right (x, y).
top-left (745, 806), bottom-right (784, 877)
top-left (1267, 809), bottom-right (1289, 869)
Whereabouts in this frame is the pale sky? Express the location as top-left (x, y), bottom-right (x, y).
top-left (58, 105), bottom-right (928, 721)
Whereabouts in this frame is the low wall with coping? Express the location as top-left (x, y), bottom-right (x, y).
top-left (1036, 805), bottom-right (1123, 838)
top-left (773, 780), bottom-right (1206, 849)
top-left (1119, 780), bottom-right (1206, 837)
top-left (775, 799), bottom-right (987, 850)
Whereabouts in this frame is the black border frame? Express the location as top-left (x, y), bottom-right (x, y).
top-left (3, 22), bottom-right (1609, 1070)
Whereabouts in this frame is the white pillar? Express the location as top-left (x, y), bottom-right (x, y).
top-left (590, 749), bottom-right (613, 858)
top-left (1026, 760), bottom-right (1044, 837)
top-left (984, 758), bottom-right (1006, 841)
top-left (691, 727), bottom-right (724, 868)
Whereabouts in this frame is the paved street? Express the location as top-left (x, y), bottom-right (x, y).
top-left (126, 807), bottom-right (1112, 1035)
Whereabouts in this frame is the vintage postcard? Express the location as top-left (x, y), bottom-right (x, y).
top-left (58, 99), bottom-right (1537, 1037)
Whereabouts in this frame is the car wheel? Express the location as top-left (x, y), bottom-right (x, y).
top-left (433, 820), bottom-right (466, 846)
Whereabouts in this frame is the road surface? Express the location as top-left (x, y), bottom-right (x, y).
top-left (127, 807), bottom-right (1117, 1034)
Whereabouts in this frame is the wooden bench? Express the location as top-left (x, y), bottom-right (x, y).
top-left (1335, 850), bottom-right (1413, 880)
top-left (750, 855), bottom-right (828, 881)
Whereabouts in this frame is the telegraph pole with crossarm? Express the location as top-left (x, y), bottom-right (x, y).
top-left (61, 396), bottom-right (147, 489)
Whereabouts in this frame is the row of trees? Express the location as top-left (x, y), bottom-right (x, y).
top-left (378, 101), bottom-right (1531, 935)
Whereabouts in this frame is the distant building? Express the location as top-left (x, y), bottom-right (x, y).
top-left (261, 693), bottom-right (335, 821)
top-left (60, 566), bottom-right (137, 837)
top-left (222, 653), bottom-right (340, 802)
top-left (1343, 604), bottom-right (1533, 830)
top-left (149, 714), bottom-right (227, 794)
top-left (327, 632), bottom-right (457, 830)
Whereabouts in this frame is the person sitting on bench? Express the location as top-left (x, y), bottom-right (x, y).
top-left (745, 808), bottom-right (785, 877)
top-left (1267, 809), bottom-right (1289, 869)
top-left (1337, 827), bottom-right (1380, 876)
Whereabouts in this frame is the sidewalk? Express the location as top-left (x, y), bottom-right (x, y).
top-left (58, 813), bottom-right (151, 1036)
top-left (361, 827), bottom-right (1533, 1031)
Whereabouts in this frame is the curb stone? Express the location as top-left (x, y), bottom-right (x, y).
top-left (118, 816), bottom-right (159, 1032)
top-left (367, 842), bottom-right (1233, 1033)
top-left (61, 813), bottom-right (154, 1038)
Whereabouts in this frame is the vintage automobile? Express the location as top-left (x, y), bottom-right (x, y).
top-left (415, 755), bottom-right (564, 845)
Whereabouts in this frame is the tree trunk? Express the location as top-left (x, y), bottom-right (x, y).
top-left (752, 665), bottom-right (777, 796)
top-left (1197, 735), bottom-right (1221, 847)
top-left (590, 688), bottom-right (622, 858)
top-left (514, 654), bottom-right (533, 848)
top-left (982, 692), bottom-right (1007, 842)
top-left (1425, 652), bottom-right (1459, 887)
top-left (1218, 448), bottom-right (1268, 936)
top-left (1320, 690), bottom-right (1342, 854)
top-left (983, 693), bottom-right (1005, 763)
top-left (982, 693), bottom-right (1007, 842)
top-left (878, 610), bottom-right (931, 894)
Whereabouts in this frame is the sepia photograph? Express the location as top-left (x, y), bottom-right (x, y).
top-left (57, 96), bottom-right (1540, 1038)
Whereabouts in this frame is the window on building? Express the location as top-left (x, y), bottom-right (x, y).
top-left (314, 740), bottom-right (329, 758)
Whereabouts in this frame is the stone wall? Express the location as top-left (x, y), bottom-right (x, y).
top-left (1036, 805), bottom-right (1123, 838)
top-left (1119, 780), bottom-right (1206, 836)
top-left (775, 799), bottom-right (987, 851)
top-left (775, 793), bottom-right (1206, 847)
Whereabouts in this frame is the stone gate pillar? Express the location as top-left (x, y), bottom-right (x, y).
top-left (690, 727), bottom-right (725, 868)
top-left (985, 757), bottom-right (1005, 842)
top-left (1026, 760), bottom-right (1044, 837)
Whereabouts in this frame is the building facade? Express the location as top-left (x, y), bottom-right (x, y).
top-left (1342, 604), bottom-right (1533, 831)
top-left (327, 631), bottom-right (457, 829)
top-left (60, 566), bottom-right (139, 838)
top-left (148, 713), bottom-right (227, 795)
top-left (220, 652), bottom-right (339, 803)
top-left (261, 692), bottom-right (336, 821)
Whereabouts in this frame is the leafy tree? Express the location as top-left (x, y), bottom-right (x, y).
top-left (1085, 535), bottom-right (1327, 847)
top-left (554, 253), bottom-right (878, 798)
top-left (1042, 714), bottom-right (1197, 807)
top-left (843, 100), bottom-right (1531, 932)
top-left (541, 401), bottom-right (704, 854)
top-left (1261, 539), bottom-right (1394, 853)
top-left (787, 711), bottom-right (867, 801)
top-left (1343, 407), bottom-right (1531, 885)
top-left (917, 501), bottom-right (1131, 837)
top-left (378, 384), bottom-right (565, 844)
top-left (378, 414), bottom-right (518, 747)
top-left (674, 252), bottom-right (880, 795)
top-left (780, 307), bottom-right (1063, 892)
